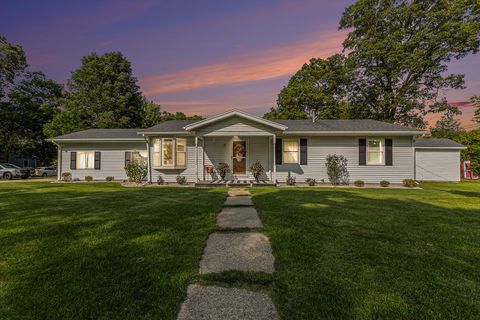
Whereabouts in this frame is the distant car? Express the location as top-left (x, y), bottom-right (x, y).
top-left (0, 163), bottom-right (30, 180)
top-left (35, 166), bottom-right (57, 177)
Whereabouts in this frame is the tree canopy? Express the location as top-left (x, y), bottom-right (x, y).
top-left (472, 95), bottom-right (480, 123)
top-left (0, 35), bottom-right (27, 99)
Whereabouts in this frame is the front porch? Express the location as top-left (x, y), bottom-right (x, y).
top-left (195, 179), bottom-right (277, 187)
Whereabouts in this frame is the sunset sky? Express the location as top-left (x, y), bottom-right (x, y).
top-left (2, 0), bottom-right (479, 130)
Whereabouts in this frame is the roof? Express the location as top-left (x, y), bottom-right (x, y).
top-left (49, 128), bottom-right (143, 141)
top-left (414, 138), bottom-right (466, 149)
top-left (139, 120), bottom-right (198, 134)
top-left (275, 119), bottom-right (420, 133)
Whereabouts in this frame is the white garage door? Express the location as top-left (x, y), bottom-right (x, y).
top-left (415, 149), bottom-right (461, 181)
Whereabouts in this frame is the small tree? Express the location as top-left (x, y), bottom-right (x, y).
top-left (325, 154), bottom-right (349, 185)
top-left (125, 159), bottom-right (148, 183)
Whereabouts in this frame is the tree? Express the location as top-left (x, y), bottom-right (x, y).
top-left (265, 54), bottom-right (352, 120)
top-left (430, 100), bottom-right (465, 139)
top-left (472, 95), bottom-right (480, 123)
top-left (339, 0), bottom-right (480, 127)
top-left (454, 130), bottom-right (480, 175)
top-left (142, 100), bottom-right (162, 128)
top-left (45, 52), bottom-right (145, 137)
top-left (0, 35), bottom-right (27, 99)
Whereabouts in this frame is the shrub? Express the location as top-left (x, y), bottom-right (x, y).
top-left (249, 160), bottom-right (265, 182)
top-left (105, 176), bottom-right (114, 182)
top-left (286, 174), bottom-right (296, 186)
top-left (157, 176), bottom-right (165, 185)
top-left (354, 180), bottom-right (365, 187)
top-left (176, 175), bottom-right (187, 185)
top-left (85, 176), bottom-right (93, 182)
top-left (305, 178), bottom-right (316, 186)
top-left (61, 172), bottom-right (72, 182)
top-left (325, 154), bottom-right (349, 185)
top-left (403, 178), bottom-right (417, 188)
top-left (216, 162), bottom-right (231, 180)
top-left (380, 180), bottom-right (390, 187)
top-left (125, 159), bottom-right (148, 183)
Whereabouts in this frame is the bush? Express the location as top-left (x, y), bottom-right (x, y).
top-left (286, 174), bottom-right (296, 186)
top-left (325, 154), bottom-right (349, 185)
top-left (403, 178), bottom-right (417, 188)
top-left (305, 178), bottom-right (316, 186)
top-left (216, 162), bottom-right (230, 180)
top-left (157, 176), bottom-right (165, 185)
top-left (176, 175), bottom-right (187, 185)
top-left (61, 172), bottom-right (72, 182)
top-left (354, 180), bottom-right (365, 187)
top-left (249, 160), bottom-right (265, 182)
top-left (125, 159), bottom-right (148, 183)
top-left (105, 176), bottom-right (114, 182)
top-left (380, 180), bottom-right (390, 187)
top-left (85, 176), bottom-right (93, 182)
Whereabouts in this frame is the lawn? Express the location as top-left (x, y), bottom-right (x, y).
top-left (252, 181), bottom-right (480, 320)
top-left (0, 182), bottom-right (225, 319)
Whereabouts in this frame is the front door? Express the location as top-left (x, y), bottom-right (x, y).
top-left (232, 141), bottom-right (247, 175)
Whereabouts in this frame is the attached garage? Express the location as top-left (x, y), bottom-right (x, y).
top-left (414, 138), bottom-right (466, 182)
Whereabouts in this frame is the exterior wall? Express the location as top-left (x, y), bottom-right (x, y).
top-left (275, 136), bottom-right (415, 184)
top-left (196, 116), bottom-right (276, 136)
top-left (60, 141), bottom-right (146, 180)
top-left (415, 149), bottom-right (461, 182)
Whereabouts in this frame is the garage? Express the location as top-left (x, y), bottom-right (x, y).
top-left (414, 138), bottom-right (466, 182)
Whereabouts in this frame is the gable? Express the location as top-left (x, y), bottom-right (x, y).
top-left (196, 116), bottom-right (276, 136)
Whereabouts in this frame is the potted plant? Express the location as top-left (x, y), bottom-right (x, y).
top-left (249, 160), bottom-right (265, 182)
top-left (216, 162), bottom-right (230, 180)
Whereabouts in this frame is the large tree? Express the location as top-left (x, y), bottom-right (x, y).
top-left (265, 54), bottom-right (352, 120)
top-left (472, 95), bottom-right (480, 123)
top-left (430, 100), bottom-right (465, 139)
top-left (339, 0), bottom-right (480, 127)
top-left (0, 35), bottom-right (27, 99)
top-left (45, 52), bottom-right (145, 137)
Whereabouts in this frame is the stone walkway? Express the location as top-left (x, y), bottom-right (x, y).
top-left (177, 188), bottom-right (279, 320)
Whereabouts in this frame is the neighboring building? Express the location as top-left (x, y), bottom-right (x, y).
top-left (48, 109), bottom-right (465, 184)
top-left (0, 151), bottom-right (39, 167)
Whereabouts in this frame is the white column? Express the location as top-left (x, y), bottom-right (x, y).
top-left (195, 136), bottom-right (199, 181)
top-left (146, 136), bottom-right (152, 183)
top-left (57, 143), bottom-right (62, 181)
top-left (272, 134), bottom-right (276, 183)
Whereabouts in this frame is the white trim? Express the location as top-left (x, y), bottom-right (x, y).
top-left (366, 138), bottom-right (385, 165)
top-left (48, 138), bottom-right (144, 142)
top-left (282, 131), bottom-right (426, 136)
top-left (282, 138), bottom-right (300, 164)
top-left (183, 109), bottom-right (288, 131)
top-left (139, 132), bottom-right (194, 135)
top-left (414, 147), bottom-right (466, 150)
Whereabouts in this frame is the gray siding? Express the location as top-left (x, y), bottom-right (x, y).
top-left (415, 149), bottom-right (461, 181)
top-left (275, 136), bottom-right (414, 184)
top-left (60, 142), bottom-right (147, 180)
top-left (197, 116), bottom-right (276, 136)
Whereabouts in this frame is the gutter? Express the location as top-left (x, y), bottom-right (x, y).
top-left (281, 131), bottom-right (427, 136)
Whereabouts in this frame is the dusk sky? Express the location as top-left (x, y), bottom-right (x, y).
top-left (2, 0), bottom-right (479, 130)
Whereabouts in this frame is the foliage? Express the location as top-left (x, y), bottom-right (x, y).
top-left (124, 159), bottom-right (147, 183)
top-left (61, 172), bottom-right (71, 182)
top-left (403, 179), bottom-right (417, 188)
top-left (286, 174), bottom-right (296, 186)
top-left (380, 180), bottom-right (390, 187)
top-left (216, 162), bottom-right (231, 180)
top-left (85, 176), bottom-right (93, 182)
top-left (249, 160), bottom-right (265, 182)
top-left (325, 154), bottom-right (349, 185)
top-left (176, 175), bottom-right (187, 185)
top-left (0, 35), bottom-right (27, 98)
top-left (354, 180), bottom-right (364, 187)
top-left (157, 176), bottom-right (165, 185)
top-left (105, 176), bottom-right (114, 182)
top-left (430, 99), bottom-right (465, 138)
top-left (473, 95), bottom-right (480, 123)
top-left (305, 178), bottom-right (316, 186)
top-left (142, 100), bottom-right (162, 128)
top-left (453, 129), bottom-right (480, 174)
top-left (265, 54), bottom-right (352, 121)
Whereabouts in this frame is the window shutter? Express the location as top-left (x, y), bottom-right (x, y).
top-left (275, 138), bottom-right (282, 165)
top-left (300, 139), bottom-right (307, 165)
top-left (385, 139), bottom-right (393, 166)
top-left (70, 152), bottom-right (77, 170)
top-left (359, 139), bottom-right (366, 166)
top-left (94, 152), bottom-right (101, 170)
top-left (125, 151), bottom-right (131, 167)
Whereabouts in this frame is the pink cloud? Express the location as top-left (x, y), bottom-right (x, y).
top-left (426, 101), bottom-right (479, 130)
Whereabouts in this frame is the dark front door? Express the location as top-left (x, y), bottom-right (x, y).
top-left (232, 141), bottom-right (246, 175)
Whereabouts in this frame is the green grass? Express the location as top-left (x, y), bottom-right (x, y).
top-left (0, 182), bottom-right (226, 319)
top-left (251, 181), bottom-right (480, 320)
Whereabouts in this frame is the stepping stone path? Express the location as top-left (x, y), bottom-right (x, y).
top-left (177, 188), bottom-right (279, 320)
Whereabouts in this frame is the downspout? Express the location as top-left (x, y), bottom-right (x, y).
top-left (51, 140), bottom-right (62, 181)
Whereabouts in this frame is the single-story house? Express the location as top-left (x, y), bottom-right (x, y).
top-left (48, 109), bottom-right (466, 184)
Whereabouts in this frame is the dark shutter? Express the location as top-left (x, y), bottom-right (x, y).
top-left (300, 139), bottom-right (308, 165)
top-left (94, 152), bottom-right (101, 170)
top-left (125, 151), bottom-right (131, 167)
top-left (385, 139), bottom-right (393, 166)
top-left (70, 152), bottom-right (77, 170)
top-left (359, 139), bottom-right (366, 166)
top-left (275, 138), bottom-right (282, 165)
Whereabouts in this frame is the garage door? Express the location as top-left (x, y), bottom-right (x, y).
top-left (415, 149), bottom-right (461, 181)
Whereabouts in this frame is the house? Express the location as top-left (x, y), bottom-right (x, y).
top-left (48, 109), bottom-right (466, 184)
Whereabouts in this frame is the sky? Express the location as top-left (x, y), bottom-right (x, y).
top-left (1, 0), bottom-right (479, 130)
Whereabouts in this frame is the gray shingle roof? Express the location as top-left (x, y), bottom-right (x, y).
top-left (140, 120), bottom-right (198, 132)
top-left (414, 138), bottom-right (465, 149)
top-left (275, 119), bottom-right (419, 132)
top-left (51, 128), bottom-right (142, 140)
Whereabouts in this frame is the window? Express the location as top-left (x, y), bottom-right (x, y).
top-left (153, 138), bottom-right (161, 166)
top-left (367, 139), bottom-right (384, 165)
top-left (283, 139), bottom-right (299, 164)
top-left (77, 151), bottom-right (95, 169)
top-left (176, 138), bottom-right (186, 166)
top-left (162, 138), bottom-right (174, 166)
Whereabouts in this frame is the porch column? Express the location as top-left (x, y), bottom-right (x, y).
top-left (195, 136), bottom-right (199, 181)
top-left (57, 143), bottom-right (62, 181)
top-left (272, 134), bottom-right (276, 183)
top-left (146, 136), bottom-right (152, 183)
